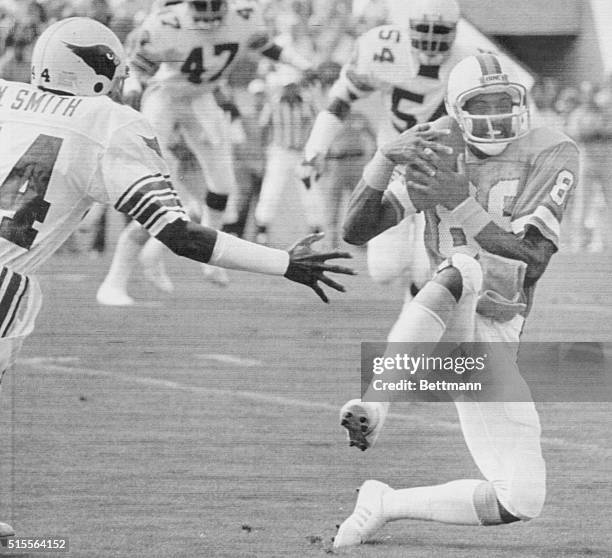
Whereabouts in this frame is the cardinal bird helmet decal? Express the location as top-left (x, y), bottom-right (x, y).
top-left (31, 17), bottom-right (127, 97)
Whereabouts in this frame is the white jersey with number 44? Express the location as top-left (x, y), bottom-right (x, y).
top-left (132, 0), bottom-right (270, 92)
top-left (0, 79), bottom-right (186, 276)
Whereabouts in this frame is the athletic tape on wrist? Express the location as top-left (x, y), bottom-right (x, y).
top-left (362, 151), bottom-right (396, 192)
top-left (304, 110), bottom-right (345, 161)
top-left (450, 198), bottom-right (492, 238)
top-left (385, 177), bottom-right (417, 216)
top-left (209, 232), bottom-right (289, 276)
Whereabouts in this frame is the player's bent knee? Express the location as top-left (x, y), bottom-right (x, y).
top-left (206, 191), bottom-right (228, 212)
top-left (510, 487), bottom-right (546, 520)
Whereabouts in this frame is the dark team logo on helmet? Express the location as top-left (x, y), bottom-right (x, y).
top-left (64, 42), bottom-right (120, 93)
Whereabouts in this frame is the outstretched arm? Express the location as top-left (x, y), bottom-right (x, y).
top-left (156, 221), bottom-right (354, 302)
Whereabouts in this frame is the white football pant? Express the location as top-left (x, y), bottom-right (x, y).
top-left (254, 145), bottom-right (324, 231)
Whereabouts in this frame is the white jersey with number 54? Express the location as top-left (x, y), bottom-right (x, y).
top-left (331, 24), bottom-right (478, 140)
top-left (130, 0), bottom-right (271, 93)
top-left (329, 22), bottom-right (532, 145)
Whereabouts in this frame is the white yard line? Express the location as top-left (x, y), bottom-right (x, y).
top-left (193, 353), bottom-right (263, 367)
top-left (17, 357), bottom-right (612, 458)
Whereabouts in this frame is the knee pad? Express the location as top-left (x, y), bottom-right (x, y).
top-left (206, 191), bottom-right (228, 212)
top-left (438, 253), bottom-right (483, 295)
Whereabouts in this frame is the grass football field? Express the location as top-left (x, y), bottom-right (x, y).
top-left (0, 200), bottom-right (610, 558)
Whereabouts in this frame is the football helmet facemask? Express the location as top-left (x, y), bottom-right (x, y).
top-left (158, 0), bottom-right (228, 30)
top-left (446, 53), bottom-right (530, 156)
top-left (31, 17), bottom-right (127, 97)
top-left (407, 0), bottom-right (460, 66)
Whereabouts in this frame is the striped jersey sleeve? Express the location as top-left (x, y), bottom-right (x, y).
top-left (97, 117), bottom-right (188, 237)
top-left (510, 140), bottom-right (580, 247)
top-left (0, 266), bottom-right (30, 339)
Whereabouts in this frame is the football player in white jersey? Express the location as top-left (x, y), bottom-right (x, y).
top-left (333, 53), bottom-right (578, 548)
top-left (0, 17), bottom-right (351, 539)
top-left (97, 0), bottom-right (315, 303)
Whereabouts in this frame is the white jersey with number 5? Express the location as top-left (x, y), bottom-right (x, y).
top-left (131, 0), bottom-right (271, 94)
top-left (331, 22), bottom-right (532, 144)
top-left (0, 79), bottom-right (186, 278)
top-left (332, 24), bottom-right (477, 141)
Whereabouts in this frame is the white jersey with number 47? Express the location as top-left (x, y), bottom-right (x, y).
top-left (131, 0), bottom-right (272, 93)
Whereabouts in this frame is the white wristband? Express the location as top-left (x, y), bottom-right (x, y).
top-left (209, 232), bottom-right (290, 276)
top-left (304, 110), bottom-right (345, 161)
top-left (384, 178), bottom-right (417, 217)
top-left (450, 197), bottom-right (492, 238)
top-left (362, 150), bottom-right (396, 191)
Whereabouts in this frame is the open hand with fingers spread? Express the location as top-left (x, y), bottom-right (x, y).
top-left (284, 232), bottom-right (355, 303)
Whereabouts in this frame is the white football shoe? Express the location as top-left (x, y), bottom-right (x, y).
top-left (340, 400), bottom-right (388, 451)
top-left (96, 283), bottom-right (135, 306)
top-left (201, 264), bottom-right (229, 287)
top-left (334, 480), bottom-right (391, 549)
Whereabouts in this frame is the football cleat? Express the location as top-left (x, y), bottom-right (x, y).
top-left (0, 521), bottom-right (15, 547)
top-left (141, 261), bottom-right (175, 294)
top-left (201, 264), bottom-right (229, 287)
top-left (334, 480), bottom-right (391, 548)
top-left (339, 400), bottom-right (387, 451)
top-left (96, 284), bottom-right (135, 306)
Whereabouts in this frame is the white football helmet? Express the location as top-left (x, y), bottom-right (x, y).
top-left (31, 17), bottom-right (127, 97)
top-left (156, 0), bottom-right (228, 30)
top-left (446, 53), bottom-right (530, 156)
top-left (407, 0), bottom-right (460, 66)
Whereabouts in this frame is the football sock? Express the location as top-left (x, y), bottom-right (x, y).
top-left (384, 480), bottom-right (521, 525)
top-left (205, 208), bottom-right (224, 231)
top-left (140, 236), bottom-right (167, 269)
top-left (383, 479), bottom-right (484, 525)
top-left (361, 269), bottom-right (461, 403)
top-left (205, 192), bottom-right (228, 231)
top-left (102, 225), bottom-right (143, 290)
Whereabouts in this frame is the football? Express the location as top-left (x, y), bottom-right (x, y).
top-left (402, 115), bottom-right (465, 177)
